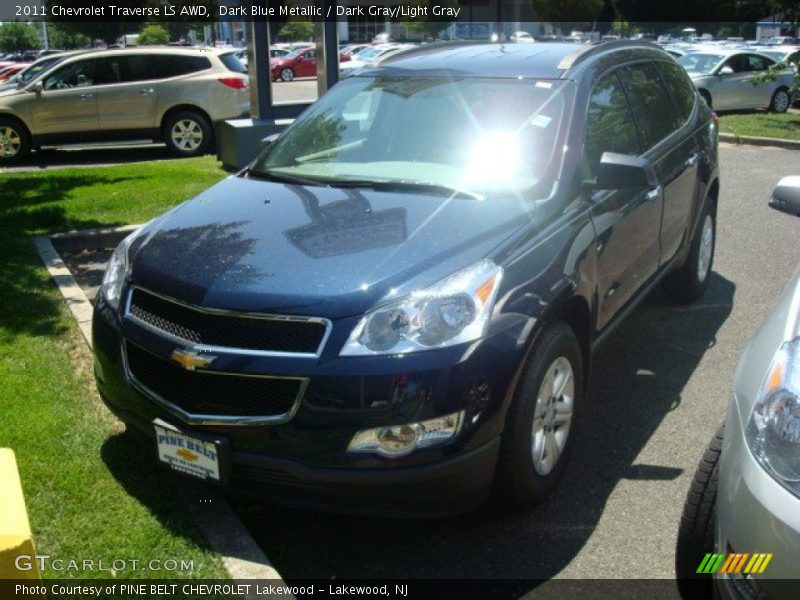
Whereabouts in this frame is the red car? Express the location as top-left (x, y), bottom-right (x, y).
top-left (270, 46), bottom-right (350, 82)
top-left (0, 63), bottom-right (29, 82)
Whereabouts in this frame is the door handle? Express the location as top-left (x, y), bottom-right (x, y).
top-left (139, 88), bottom-right (155, 95)
top-left (645, 186), bottom-right (662, 201)
top-left (686, 153), bottom-right (699, 167)
top-left (79, 93), bottom-right (94, 99)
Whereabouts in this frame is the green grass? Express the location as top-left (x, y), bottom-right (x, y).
top-left (0, 156), bottom-right (228, 579)
top-left (718, 111), bottom-right (800, 141)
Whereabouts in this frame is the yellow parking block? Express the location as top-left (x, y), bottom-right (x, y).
top-left (0, 449), bottom-right (39, 579)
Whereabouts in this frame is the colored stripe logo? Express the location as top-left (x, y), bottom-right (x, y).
top-left (697, 553), bottom-right (773, 574)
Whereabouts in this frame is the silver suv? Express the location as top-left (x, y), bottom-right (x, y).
top-left (0, 47), bottom-right (249, 163)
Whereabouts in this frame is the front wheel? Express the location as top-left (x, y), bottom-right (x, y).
top-left (0, 118), bottom-right (32, 164)
top-left (280, 68), bottom-right (295, 82)
top-left (663, 199), bottom-right (716, 304)
top-left (163, 110), bottom-right (212, 157)
top-left (770, 87), bottom-right (791, 113)
top-left (495, 321), bottom-right (583, 509)
top-left (676, 424), bottom-right (724, 599)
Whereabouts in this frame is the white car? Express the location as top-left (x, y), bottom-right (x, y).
top-left (338, 44), bottom-right (413, 78)
top-left (510, 31), bottom-right (535, 44)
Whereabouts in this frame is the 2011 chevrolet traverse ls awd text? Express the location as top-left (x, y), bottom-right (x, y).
top-left (93, 41), bottom-right (720, 516)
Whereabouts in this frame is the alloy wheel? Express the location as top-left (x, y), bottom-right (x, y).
top-left (0, 126), bottom-right (21, 158)
top-left (170, 119), bottom-right (203, 152)
top-left (531, 356), bottom-right (575, 476)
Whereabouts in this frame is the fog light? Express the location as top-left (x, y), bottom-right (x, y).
top-left (347, 411), bottom-right (465, 458)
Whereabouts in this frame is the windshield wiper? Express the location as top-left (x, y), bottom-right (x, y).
top-left (244, 167), bottom-right (331, 188)
top-left (330, 180), bottom-right (485, 201)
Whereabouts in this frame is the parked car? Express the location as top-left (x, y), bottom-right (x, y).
top-left (0, 63), bottom-right (29, 82)
top-left (678, 49), bottom-right (795, 112)
top-left (510, 31), bottom-right (535, 43)
top-left (756, 46), bottom-right (800, 67)
top-left (676, 177), bottom-right (800, 598)
top-left (270, 46), bottom-right (351, 82)
top-left (93, 41), bottom-right (719, 516)
top-left (0, 47), bottom-right (249, 164)
top-left (338, 44), bottom-right (414, 78)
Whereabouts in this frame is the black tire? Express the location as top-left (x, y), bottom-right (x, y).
top-left (280, 68), bottom-right (295, 82)
top-left (663, 198), bottom-right (716, 304)
top-left (769, 87), bottom-right (791, 113)
top-left (0, 117), bottom-right (32, 164)
top-left (699, 89), bottom-right (712, 109)
top-left (676, 424), bottom-right (724, 599)
top-left (163, 110), bottom-right (213, 157)
top-left (495, 321), bottom-right (583, 509)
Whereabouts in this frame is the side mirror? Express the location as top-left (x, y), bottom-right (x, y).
top-left (30, 81), bottom-right (43, 94)
top-left (769, 176), bottom-right (800, 217)
top-left (718, 66), bottom-right (734, 75)
top-left (587, 153), bottom-right (657, 191)
top-left (260, 133), bottom-right (280, 149)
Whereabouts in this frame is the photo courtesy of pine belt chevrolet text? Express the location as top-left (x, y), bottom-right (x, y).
top-left (92, 41), bottom-right (720, 517)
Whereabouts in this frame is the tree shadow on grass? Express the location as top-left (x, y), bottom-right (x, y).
top-left (0, 173), bottom-right (139, 340)
top-left (99, 429), bottom-right (216, 551)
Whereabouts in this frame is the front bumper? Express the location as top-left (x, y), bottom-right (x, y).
top-left (714, 393), bottom-right (800, 598)
top-left (93, 291), bottom-right (526, 516)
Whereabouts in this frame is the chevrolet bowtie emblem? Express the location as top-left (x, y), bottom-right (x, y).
top-left (170, 349), bottom-right (216, 371)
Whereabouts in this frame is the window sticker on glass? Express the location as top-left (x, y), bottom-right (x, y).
top-left (535, 81), bottom-right (553, 89)
top-left (529, 115), bottom-right (552, 128)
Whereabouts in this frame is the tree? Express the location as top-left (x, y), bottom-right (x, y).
top-left (401, 0), bottom-right (459, 40)
top-left (529, 0), bottom-right (604, 34)
top-left (0, 22), bottom-right (42, 53)
top-left (48, 24), bottom-right (90, 49)
top-left (138, 24), bottom-right (170, 45)
top-left (277, 21), bottom-right (315, 43)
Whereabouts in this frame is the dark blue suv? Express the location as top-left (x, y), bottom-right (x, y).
top-left (93, 41), bottom-right (720, 516)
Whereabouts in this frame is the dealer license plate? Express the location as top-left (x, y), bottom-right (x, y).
top-left (154, 423), bottom-right (221, 482)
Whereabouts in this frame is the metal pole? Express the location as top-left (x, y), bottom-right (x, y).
top-left (247, 4), bottom-right (272, 120)
top-left (316, 0), bottom-right (339, 95)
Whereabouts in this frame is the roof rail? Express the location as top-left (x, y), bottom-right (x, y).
top-left (557, 39), bottom-right (664, 71)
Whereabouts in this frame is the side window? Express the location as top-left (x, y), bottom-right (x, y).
top-left (746, 54), bottom-right (773, 72)
top-left (618, 63), bottom-right (677, 150)
top-left (304, 50), bottom-right (316, 60)
top-left (43, 59), bottom-right (96, 90)
top-left (656, 60), bottom-right (696, 126)
top-left (585, 72), bottom-right (641, 175)
top-left (723, 55), bottom-right (748, 73)
top-left (120, 55), bottom-right (160, 82)
top-left (160, 55), bottom-right (212, 78)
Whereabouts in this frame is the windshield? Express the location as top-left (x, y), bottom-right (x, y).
top-left (678, 53), bottom-right (725, 74)
top-left (284, 47), bottom-right (311, 60)
top-left (253, 76), bottom-right (574, 197)
top-left (356, 47), bottom-right (386, 62)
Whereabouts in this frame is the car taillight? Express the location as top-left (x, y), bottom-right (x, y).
top-left (218, 77), bottom-right (247, 89)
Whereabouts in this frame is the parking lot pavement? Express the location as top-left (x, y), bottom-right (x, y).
top-left (49, 143), bottom-right (800, 583)
top-left (229, 143), bottom-right (800, 582)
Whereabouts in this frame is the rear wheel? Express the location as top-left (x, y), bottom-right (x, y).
top-left (676, 424), bottom-right (724, 599)
top-left (770, 87), bottom-right (791, 113)
top-left (663, 198), bottom-right (716, 304)
top-left (495, 321), bottom-right (583, 509)
top-left (163, 110), bottom-right (212, 157)
top-left (0, 118), bottom-right (31, 164)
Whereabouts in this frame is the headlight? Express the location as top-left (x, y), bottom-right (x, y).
top-left (340, 259), bottom-right (502, 356)
top-left (745, 337), bottom-right (800, 496)
top-left (100, 232), bottom-right (136, 310)
top-left (347, 411), bottom-right (465, 458)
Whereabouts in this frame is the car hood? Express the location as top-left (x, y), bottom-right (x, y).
top-left (129, 176), bottom-right (533, 319)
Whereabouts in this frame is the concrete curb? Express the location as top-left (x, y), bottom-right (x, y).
top-left (719, 132), bottom-right (800, 150)
top-left (33, 226), bottom-right (288, 591)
